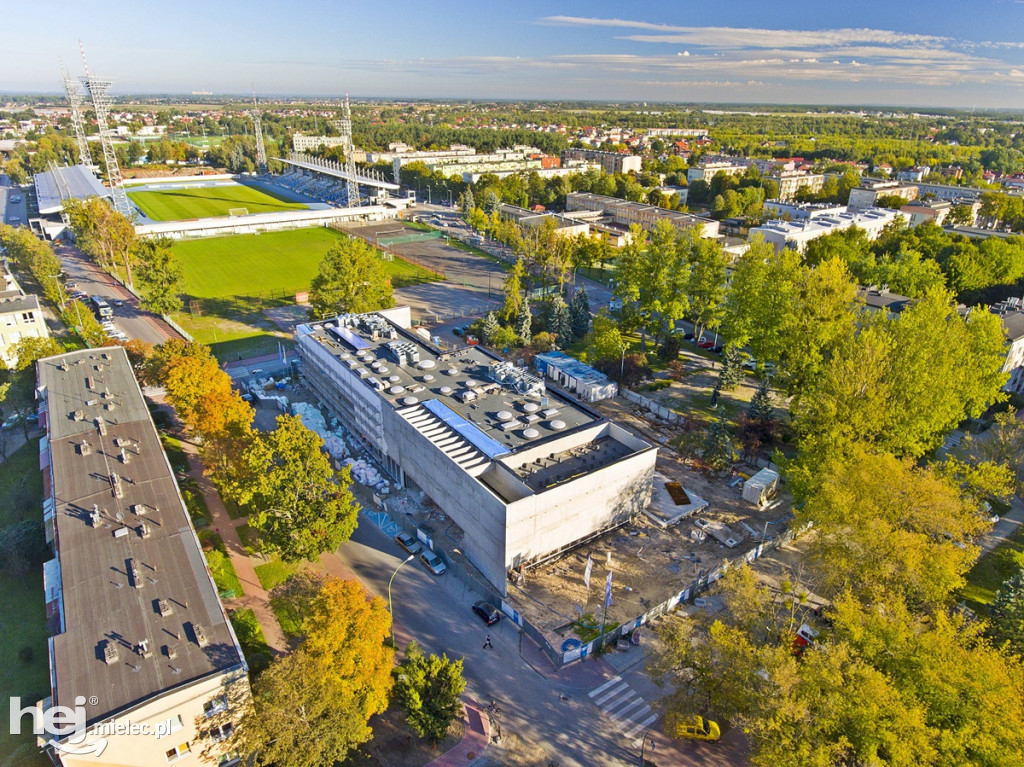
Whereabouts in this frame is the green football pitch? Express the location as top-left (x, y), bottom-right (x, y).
top-left (127, 182), bottom-right (309, 221)
top-left (171, 227), bottom-right (433, 298)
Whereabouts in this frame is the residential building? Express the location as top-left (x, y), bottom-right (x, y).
top-left (294, 309), bottom-right (656, 594)
top-left (900, 199), bottom-right (954, 227)
top-left (644, 128), bottom-right (709, 139)
top-left (749, 208), bottom-right (905, 253)
top-left (461, 163), bottom-right (596, 185)
top-left (847, 180), bottom-right (919, 210)
top-left (561, 149), bottom-right (642, 175)
top-left (769, 171), bottom-right (825, 200)
top-left (292, 134), bottom-right (347, 152)
top-left (686, 161), bottom-right (747, 184)
top-left (35, 347), bottom-right (248, 766)
top-left (762, 200), bottom-right (848, 221)
top-left (0, 259), bottom-right (49, 367)
top-left (896, 166), bottom-right (931, 182)
top-left (565, 192), bottom-right (719, 239)
top-left (991, 297), bottom-right (1024, 395)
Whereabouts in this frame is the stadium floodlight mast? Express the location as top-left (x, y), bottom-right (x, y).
top-left (334, 94), bottom-right (360, 208)
top-left (78, 40), bottom-right (132, 221)
top-left (59, 57), bottom-right (92, 168)
top-left (250, 91), bottom-right (269, 175)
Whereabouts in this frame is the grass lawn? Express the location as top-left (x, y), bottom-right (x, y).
top-left (236, 524), bottom-right (259, 555)
top-left (0, 441), bottom-right (51, 767)
top-left (270, 596), bottom-right (305, 638)
top-left (128, 182), bottom-right (308, 221)
top-left (961, 523), bottom-right (1024, 614)
top-left (179, 478), bottom-right (211, 528)
top-left (255, 559), bottom-right (300, 591)
top-left (229, 608), bottom-right (272, 673)
top-left (169, 228), bottom-right (436, 360)
top-left (160, 433), bottom-right (191, 475)
top-left (198, 530), bottom-right (244, 598)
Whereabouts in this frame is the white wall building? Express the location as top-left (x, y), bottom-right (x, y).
top-left (566, 192), bottom-right (720, 239)
top-left (0, 260), bottom-right (49, 367)
top-left (750, 208), bottom-right (905, 253)
top-left (762, 200), bottom-right (848, 221)
top-left (561, 149), bottom-right (642, 175)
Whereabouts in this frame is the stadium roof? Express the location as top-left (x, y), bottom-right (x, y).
top-left (281, 156), bottom-right (400, 191)
top-left (38, 347), bottom-right (245, 727)
top-left (34, 164), bottom-right (109, 215)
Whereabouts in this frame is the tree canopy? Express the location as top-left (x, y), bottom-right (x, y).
top-left (309, 236), bottom-right (395, 318)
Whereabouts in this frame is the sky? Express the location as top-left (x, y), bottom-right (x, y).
top-left (3, 0), bottom-right (1024, 108)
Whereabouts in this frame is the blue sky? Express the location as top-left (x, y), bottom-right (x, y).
top-left (3, 1), bottom-right (1024, 108)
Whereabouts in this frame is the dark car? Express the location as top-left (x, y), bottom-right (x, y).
top-left (712, 345), bottom-right (724, 355)
top-left (419, 550), bottom-right (448, 576)
top-left (394, 531), bottom-right (422, 556)
top-left (452, 325), bottom-right (466, 337)
top-left (683, 332), bottom-right (695, 342)
top-left (472, 600), bottom-right (502, 626)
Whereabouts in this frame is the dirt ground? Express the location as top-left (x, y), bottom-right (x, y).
top-left (341, 705), bottom-right (464, 767)
top-left (508, 398), bottom-right (793, 646)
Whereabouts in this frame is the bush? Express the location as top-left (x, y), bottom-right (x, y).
top-left (18, 645), bottom-right (33, 664)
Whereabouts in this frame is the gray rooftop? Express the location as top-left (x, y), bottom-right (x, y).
top-left (297, 315), bottom-right (597, 454)
top-left (39, 347), bottom-right (244, 726)
top-left (34, 164), bottom-right (109, 215)
top-left (0, 293), bottom-right (40, 314)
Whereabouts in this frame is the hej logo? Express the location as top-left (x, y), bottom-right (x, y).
top-left (9, 696), bottom-right (108, 757)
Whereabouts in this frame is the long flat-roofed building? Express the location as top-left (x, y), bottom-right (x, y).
top-left (565, 192), bottom-right (719, 239)
top-left (295, 309), bottom-right (657, 594)
top-left (35, 347), bottom-right (248, 766)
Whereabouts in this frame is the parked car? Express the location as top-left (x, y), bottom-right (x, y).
top-left (64, 281), bottom-right (78, 291)
top-left (419, 549), bottom-right (448, 576)
top-left (452, 326), bottom-right (465, 337)
top-left (394, 531), bottom-right (422, 556)
top-left (472, 600), bottom-right (502, 626)
top-left (113, 299), bottom-right (124, 307)
top-left (697, 339), bottom-right (715, 350)
top-left (676, 715), bottom-right (720, 742)
top-left (712, 345), bottom-right (724, 355)
top-left (465, 334), bottom-right (480, 346)
top-left (1, 414), bottom-right (20, 430)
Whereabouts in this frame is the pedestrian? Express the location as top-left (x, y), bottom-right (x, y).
top-left (483, 633), bottom-right (493, 650)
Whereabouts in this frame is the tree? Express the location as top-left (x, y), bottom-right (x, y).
top-left (501, 257), bottom-right (525, 322)
top-left (309, 237), bottom-right (395, 318)
top-left (480, 311), bottom-right (499, 345)
top-left (63, 196), bottom-right (137, 286)
top-left (717, 345), bottom-right (744, 392)
top-left (237, 577), bottom-right (394, 767)
top-left (515, 300), bottom-right (532, 346)
top-left (459, 187), bottom-right (474, 214)
top-left (134, 238), bottom-right (184, 315)
top-left (990, 568), bottom-right (1024, 656)
top-left (550, 296), bottom-right (572, 347)
top-left (959, 407), bottom-right (1024, 491)
top-left (748, 376), bottom-right (775, 423)
top-left (702, 416), bottom-right (736, 471)
top-left (232, 415), bottom-right (359, 563)
top-left (587, 311), bottom-right (625, 362)
top-left (0, 520), bottom-right (47, 585)
top-left (11, 337), bottom-right (63, 371)
top-left (687, 238), bottom-right (729, 341)
top-left (394, 641), bottom-right (467, 744)
top-left (948, 203), bottom-right (975, 226)
top-left (614, 221), bottom-right (689, 345)
top-left (798, 449), bottom-right (986, 610)
top-left (569, 287), bottom-right (591, 338)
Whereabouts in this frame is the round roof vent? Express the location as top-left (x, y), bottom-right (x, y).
top-left (378, 367), bottom-right (390, 375)
top-left (422, 374), bottom-right (435, 382)
top-left (389, 385), bottom-right (406, 395)
top-left (550, 419), bottom-right (567, 431)
top-left (522, 428), bottom-right (540, 439)
top-left (496, 411), bottom-right (513, 421)
top-left (439, 386), bottom-right (453, 395)
top-left (388, 375), bottom-right (401, 382)
top-left (402, 396), bottom-right (419, 406)
top-left (418, 360), bottom-right (436, 369)
top-left (523, 402), bottom-right (540, 413)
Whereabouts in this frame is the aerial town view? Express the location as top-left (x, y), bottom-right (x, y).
top-left (5, 2), bottom-right (1024, 766)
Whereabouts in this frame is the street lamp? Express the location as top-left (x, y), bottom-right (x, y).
top-left (388, 554), bottom-right (416, 642)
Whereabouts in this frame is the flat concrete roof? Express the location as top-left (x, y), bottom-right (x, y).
top-left (297, 314), bottom-right (598, 455)
top-left (39, 347), bottom-right (243, 726)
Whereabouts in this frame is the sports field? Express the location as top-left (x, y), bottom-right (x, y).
top-left (169, 227), bottom-right (438, 359)
top-left (128, 182), bottom-right (309, 221)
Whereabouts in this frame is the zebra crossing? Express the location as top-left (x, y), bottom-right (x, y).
top-left (588, 675), bottom-right (660, 748)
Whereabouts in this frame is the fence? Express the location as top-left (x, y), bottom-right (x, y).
top-left (329, 221), bottom-right (446, 281)
top-left (622, 389), bottom-right (684, 424)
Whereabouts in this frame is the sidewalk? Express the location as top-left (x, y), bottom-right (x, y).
top-left (423, 698), bottom-right (490, 767)
top-left (179, 438), bottom-right (289, 656)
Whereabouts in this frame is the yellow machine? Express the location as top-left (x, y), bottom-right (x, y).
top-left (676, 715), bottom-right (721, 742)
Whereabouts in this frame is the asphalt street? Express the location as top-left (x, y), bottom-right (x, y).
top-left (340, 518), bottom-right (660, 767)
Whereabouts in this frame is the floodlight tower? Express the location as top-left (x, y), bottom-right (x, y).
top-left (250, 93), bottom-right (268, 175)
top-left (78, 41), bottom-right (131, 219)
top-left (335, 94), bottom-right (360, 207)
top-left (59, 57), bottom-right (92, 167)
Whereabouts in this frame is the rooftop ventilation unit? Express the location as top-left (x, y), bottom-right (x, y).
top-left (120, 448), bottom-right (129, 464)
top-left (77, 439), bottom-right (91, 456)
top-left (110, 472), bottom-right (123, 498)
top-left (127, 557), bottom-right (142, 588)
top-left (95, 418), bottom-right (107, 436)
top-left (489, 362), bottom-right (545, 397)
top-left (102, 641), bottom-right (119, 665)
top-left (137, 523), bottom-right (150, 539)
top-left (385, 340), bottom-right (420, 366)
top-left (192, 624), bottom-right (209, 647)
top-left (157, 599), bottom-right (173, 617)
top-left (89, 505), bottom-right (102, 527)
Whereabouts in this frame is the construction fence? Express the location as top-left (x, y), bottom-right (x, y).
top-left (622, 389), bottom-right (684, 425)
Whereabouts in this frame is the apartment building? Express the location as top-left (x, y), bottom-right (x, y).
top-left (561, 149), bottom-right (642, 175)
top-left (686, 161), bottom-right (747, 184)
top-left (35, 347), bottom-right (248, 766)
top-left (847, 180), bottom-right (919, 210)
top-left (769, 171), bottom-right (825, 201)
top-left (565, 192), bottom-right (720, 239)
top-left (0, 259), bottom-right (49, 367)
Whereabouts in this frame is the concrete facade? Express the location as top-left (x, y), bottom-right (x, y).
top-left (686, 161), bottom-right (747, 184)
top-left (0, 259), bottom-right (48, 367)
top-left (565, 192), bottom-right (719, 239)
top-left (295, 310), bottom-right (656, 594)
top-left (561, 149), bottom-right (642, 175)
top-left (847, 180), bottom-right (919, 210)
top-left (769, 171), bottom-right (824, 200)
top-left (750, 208), bottom-right (905, 253)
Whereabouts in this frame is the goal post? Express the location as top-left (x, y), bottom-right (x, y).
top-left (228, 207), bottom-right (249, 217)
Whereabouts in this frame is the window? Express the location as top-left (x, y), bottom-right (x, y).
top-left (209, 723), bottom-right (234, 742)
top-left (203, 697), bottom-right (227, 717)
top-left (20, 312), bottom-right (33, 323)
top-left (217, 751), bottom-right (240, 766)
top-left (165, 742), bottom-right (190, 763)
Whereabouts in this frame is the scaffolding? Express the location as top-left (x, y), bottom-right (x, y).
top-left (79, 42), bottom-right (131, 220)
top-left (59, 57), bottom-right (91, 168)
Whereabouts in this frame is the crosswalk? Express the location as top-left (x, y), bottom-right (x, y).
top-left (588, 675), bottom-right (660, 748)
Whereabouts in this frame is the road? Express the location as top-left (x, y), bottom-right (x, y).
top-left (338, 518), bottom-right (665, 767)
top-left (54, 243), bottom-right (175, 346)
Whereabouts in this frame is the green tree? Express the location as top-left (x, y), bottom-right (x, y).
top-left (990, 568), bottom-right (1024, 656)
top-left (63, 196), bottom-right (138, 286)
top-left (587, 311), bottom-right (625, 362)
top-left (702, 416), bottom-right (736, 471)
top-left (393, 641), bottom-right (467, 744)
top-left (515, 299), bottom-right (532, 346)
top-left (687, 238), bottom-right (729, 341)
top-left (569, 287), bottom-right (591, 338)
top-left (550, 296), bottom-right (572, 348)
top-left (11, 336), bottom-right (63, 371)
top-left (233, 415), bottom-right (359, 563)
top-left (309, 237), bottom-right (395, 318)
top-left (480, 311), bottom-right (499, 345)
top-left (501, 257), bottom-right (525, 322)
top-left (747, 376), bottom-right (775, 423)
top-left (134, 238), bottom-right (184, 315)
top-left (459, 187), bottom-right (474, 214)
top-left (717, 345), bottom-right (744, 392)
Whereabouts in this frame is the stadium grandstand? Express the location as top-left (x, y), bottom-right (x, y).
top-left (32, 163), bottom-right (110, 239)
top-left (277, 152), bottom-right (404, 206)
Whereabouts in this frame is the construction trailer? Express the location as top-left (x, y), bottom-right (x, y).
top-left (742, 467), bottom-right (779, 507)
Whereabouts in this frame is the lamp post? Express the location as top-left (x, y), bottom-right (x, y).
top-left (388, 554), bottom-right (416, 642)
top-left (50, 275), bottom-right (66, 310)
